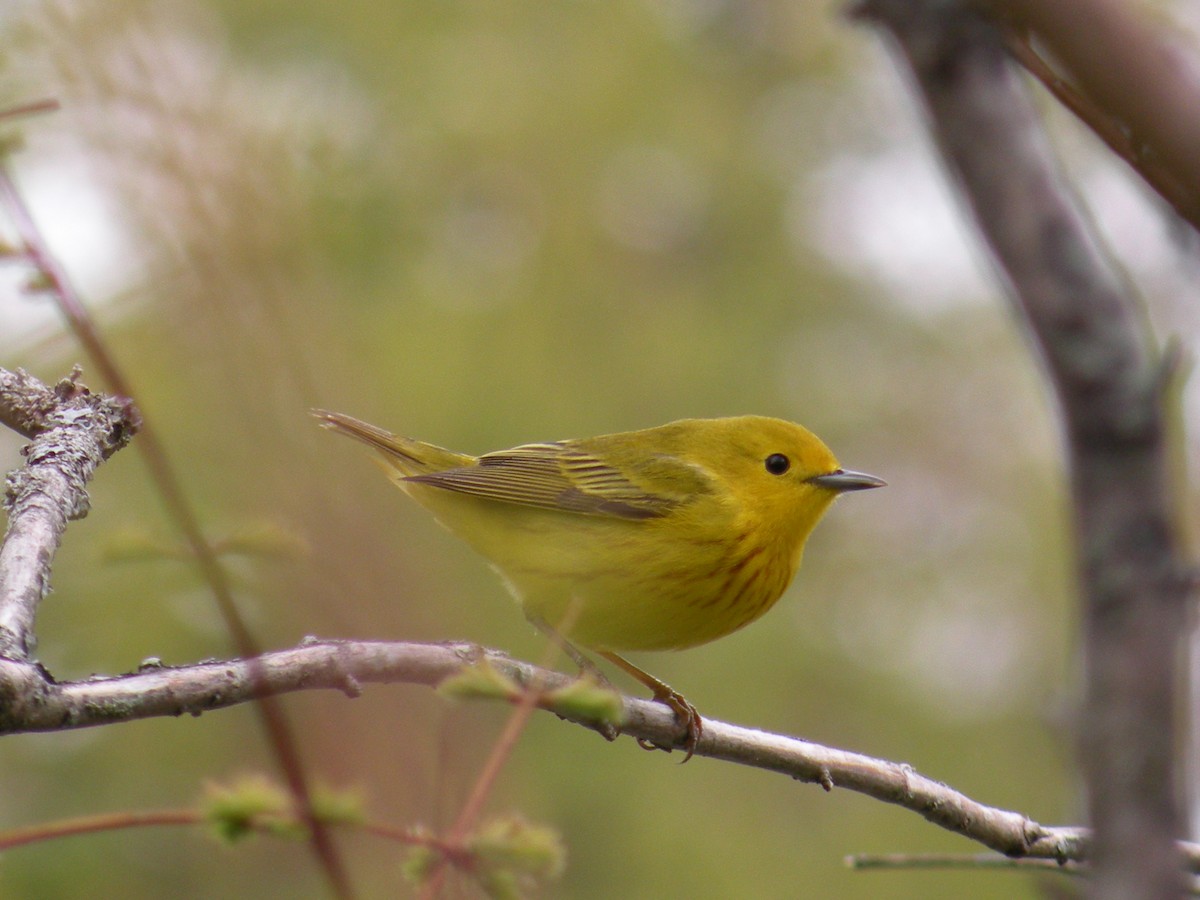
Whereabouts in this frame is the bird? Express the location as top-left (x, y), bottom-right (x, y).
top-left (316, 411), bottom-right (884, 759)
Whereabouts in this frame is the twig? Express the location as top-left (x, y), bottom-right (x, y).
top-left (0, 810), bottom-right (199, 850)
top-left (418, 677), bottom-right (546, 898)
top-left (0, 806), bottom-right (423, 852)
top-left (0, 634), bottom-right (1179, 872)
top-left (0, 100), bottom-right (61, 124)
top-left (855, 3), bottom-right (1194, 898)
top-left (999, 31), bottom-right (1197, 231)
top-left (849, 853), bottom-right (1200, 896)
top-left (420, 635), bottom-right (563, 896)
top-left (0, 156), bottom-right (354, 898)
top-left (847, 852), bottom-right (1086, 876)
top-left (0, 365), bottom-right (1156, 877)
top-left (0, 366), bottom-right (87, 439)
top-left (0, 801), bottom-right (427, 859)
top-left (0, 368), bottom-right (138, 657)
top-left (992, 0), bottom-right (1200, 230)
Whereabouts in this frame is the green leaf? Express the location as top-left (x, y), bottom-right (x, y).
top-left (469, 814), bottom-right (566, 898)
top-left (201, 776), bottom-right (292, 844)
top-left (311, 783), bottom-right (366, 827)
top-left (401, 826), bottom-right (439, 888)
top-left (545, 676), bottom-right (624, 727)
top-left (438, 658), bottom-right (521, 702)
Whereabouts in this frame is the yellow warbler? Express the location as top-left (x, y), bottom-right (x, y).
top-left (316, 412), bottom-right (883, 757)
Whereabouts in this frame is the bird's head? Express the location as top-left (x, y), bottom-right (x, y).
top-left (691, 416), bottom-right (885, 549)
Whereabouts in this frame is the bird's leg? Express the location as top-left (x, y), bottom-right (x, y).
top-left (598, 651), bottom-right (702, 763)
top-left (527, 614), bottom-right (612, 686)
top-left (528, 615), bottom-right (621, 741)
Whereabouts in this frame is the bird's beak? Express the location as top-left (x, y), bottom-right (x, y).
top-left (807, 469), bottom-right (887, 492)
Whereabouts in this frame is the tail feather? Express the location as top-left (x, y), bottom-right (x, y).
top-left (313, 410), bottom-right (473, 476)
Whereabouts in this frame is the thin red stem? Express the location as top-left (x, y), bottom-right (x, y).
top-left (0, 100), bottom-right (61, 123)
top-left (417, 613), bottom-right (581, 898)
top-left (0, 162), bottom-right (352, 899)
top-left (0, 810), bottom-right (200, 850)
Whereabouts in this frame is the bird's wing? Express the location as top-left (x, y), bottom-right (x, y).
top-left (403, 441), bottom-right (712, 520)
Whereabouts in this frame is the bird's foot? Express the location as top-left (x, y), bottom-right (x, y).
top-left (637, 685), bottom-right (702, 763)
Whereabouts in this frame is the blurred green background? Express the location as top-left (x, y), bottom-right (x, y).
top-left (1, 1), bottom-right (1196, 897)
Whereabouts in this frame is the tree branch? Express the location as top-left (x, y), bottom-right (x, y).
top-left (1, 143), bottom-right (356, 895)
top-left (0, 360), bottom-right (350, 896)
top-left (0, 367), bottom-right (139, 658)
top-left (855, 3), bottom-right (1194, 897)
top-left (846, 852), bottom-right (1089, 877)
top-left (0, 367), bottom-right (67, 439)
top-left (0, 633), bottom-right (1196, 873)
top-left (0, 363), bottom-right (1193, 880)
top-left (998, 31), bottom-right (1198, 234)
top-left (994, 0), bottom-right (1200, 230)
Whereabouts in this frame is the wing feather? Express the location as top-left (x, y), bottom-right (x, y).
top-left (403, 441), bottom-right (709, 520)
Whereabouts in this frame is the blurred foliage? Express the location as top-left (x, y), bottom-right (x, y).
top-left (0, 0), bottom-right (1196, 898)
top-left (405, 815), bottom-right (566, 899)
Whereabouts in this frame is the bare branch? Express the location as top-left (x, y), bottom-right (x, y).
top-left (0, 365), bottom-right (1192, 877)
top-left (0, 809), bottom-right (199, 851)
top-left (0, 367), bottom-right (85, 439)
top-left (0, 634), bottom-right (1194, 873)
top-left (0, 367), bottom-right (139, 659)
top-left (0, 155), bottom-right (355, 897)
top-left (999, 32), bottom-right (1198, 233)
top-left (994, 0), bottom-right (1200, 229)
top-left (0, 369), bottom-right (57, 439)
top-left (855, 3), bottom-right (1194, 897)
top-left (0, 99), bottom-right (60, 125)
top-left (847, 852), bottom-right (1088, 877)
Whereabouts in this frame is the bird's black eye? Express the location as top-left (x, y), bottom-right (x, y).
top-left (765, 453), bottom-right (790, 475)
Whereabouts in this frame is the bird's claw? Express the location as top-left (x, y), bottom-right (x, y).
top-left (638, 688), bottom-right (702, 762)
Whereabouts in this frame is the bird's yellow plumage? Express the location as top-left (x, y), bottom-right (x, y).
top-left (317, 411), bottom-right (884, 754)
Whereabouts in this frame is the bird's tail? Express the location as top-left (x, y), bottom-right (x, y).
top-left (313, 410), bottom-right (473, 477)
